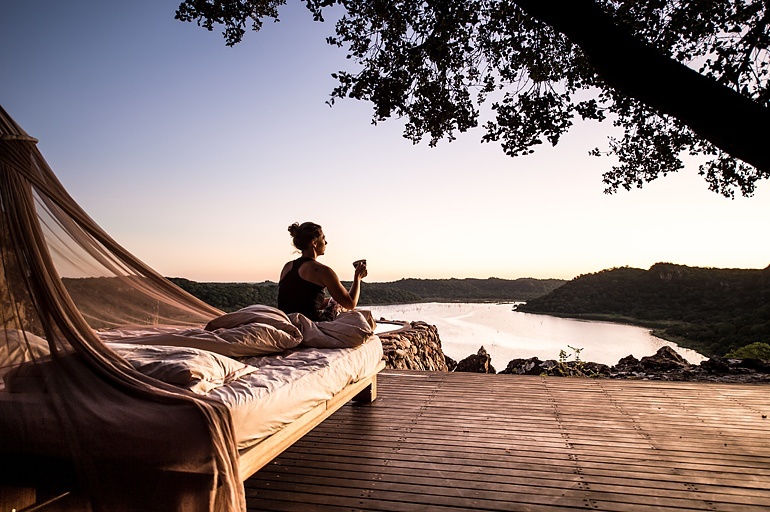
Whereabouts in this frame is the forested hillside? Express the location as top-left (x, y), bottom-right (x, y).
top-left (168, 276), bottom-right (565, 313)
top-left (516, 263), bottom-right (770, 357)
top-left (374, 277), bottom-right (566, 302)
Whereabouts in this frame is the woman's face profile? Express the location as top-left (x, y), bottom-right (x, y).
top-left (314, 231), bottom-right (327, 255)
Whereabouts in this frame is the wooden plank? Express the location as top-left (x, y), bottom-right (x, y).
top-left (262, 453), bottom-right (770, 500)
top-left (245, 370), bottom-right (770, 512)
top-left (249, 466), bottom-right (770, 510)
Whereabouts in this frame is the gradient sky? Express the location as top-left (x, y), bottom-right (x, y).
top-left (2, 0), bottom-right (769, 283)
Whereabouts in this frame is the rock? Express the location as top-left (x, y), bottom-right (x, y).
top-left (732, 358), bottom-right (770, 372)
top-left (615, 355), bottom-right (642, 370)
top-left (700, 356), bottom-right (731, 374)
top-left (379, 318), bottom-right (770, 383)
top-left (379, 320), bottom-right (449, 372)
top-left (499, 357), bottom-right (545, 376)
top-left (640, 346), bottom-right (689, 371)
top-left (455, 346), bottom-right (496, 374)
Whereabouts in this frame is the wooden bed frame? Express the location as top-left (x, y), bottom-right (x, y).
top-left (0, 360), bottom-right (385, 509)
top-left (238, 359), bottom-right (385, 480)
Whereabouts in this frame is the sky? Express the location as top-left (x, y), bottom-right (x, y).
top-left (2, 0), bottom-right (769, 283)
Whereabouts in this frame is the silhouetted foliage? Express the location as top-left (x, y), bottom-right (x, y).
top-left (517, 263), bottom-right (770, 357)
top-left (168, 278), bottom-right (279, 312)
top-left (362, 277), bottom-right (567, 303)
top-left (169, 276), bottom-right (565, 312)
top-left (176, 0), bottom-right (770, 196)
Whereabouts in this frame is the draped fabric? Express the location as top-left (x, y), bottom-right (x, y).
top-left (0, 105), bottom-right (246, 511)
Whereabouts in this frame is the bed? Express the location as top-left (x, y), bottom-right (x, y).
top-left (0, 305), bottom-right (385, 492)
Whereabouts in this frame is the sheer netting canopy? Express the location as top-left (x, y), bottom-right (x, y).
top-left (0, 105), bottom-right (246, 511)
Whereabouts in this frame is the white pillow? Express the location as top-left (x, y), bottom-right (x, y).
top-left (110, 343), bottom-right (256, 394)
top-left (0, 329), bottom-right (50, 382)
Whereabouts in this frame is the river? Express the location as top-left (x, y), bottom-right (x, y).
top-left (367, 302), bottom-right (705, 367)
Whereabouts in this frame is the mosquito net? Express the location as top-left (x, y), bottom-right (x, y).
top-left (0, 105), bottom-right (245, 511)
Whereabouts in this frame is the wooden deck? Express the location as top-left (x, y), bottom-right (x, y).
top-left (245, 369), bottom-right (770, 511)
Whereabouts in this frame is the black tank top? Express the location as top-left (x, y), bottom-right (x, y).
top-left (277, 257), bottom-right (325, 321)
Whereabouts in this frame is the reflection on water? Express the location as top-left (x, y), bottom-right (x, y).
top-left (368, 302), bottom-right (705, 367)
top-left (373, 320), bottom-right (407, 335)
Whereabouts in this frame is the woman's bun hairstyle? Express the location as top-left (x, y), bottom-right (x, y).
top-left (288, 222), bottom-right (322, 251)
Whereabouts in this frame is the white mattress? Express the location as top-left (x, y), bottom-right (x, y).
top-left (215, 335), bottom-right (383, 449)
top-left (0, 330), bottom-right (383, 456)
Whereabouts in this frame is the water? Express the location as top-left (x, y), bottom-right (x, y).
top-left (367, 302), bottom-right (706, 367)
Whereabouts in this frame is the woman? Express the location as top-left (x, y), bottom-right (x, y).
top-left (277, 222), bottom-right (368, 321)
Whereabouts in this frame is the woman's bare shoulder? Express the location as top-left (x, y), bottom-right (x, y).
top-left (306, 259), bottom-right (334, 275)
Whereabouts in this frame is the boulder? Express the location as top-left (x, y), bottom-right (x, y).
top-left (640, 346), bottom-right (689, 371)
top-left (379, 320), bottom-right (448, 371)
top-left (455, 346), bottom-right (496, 374)
top-left (499, 357), bottom-right (545, 376)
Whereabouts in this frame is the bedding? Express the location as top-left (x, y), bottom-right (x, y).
top-left (290, 310), bottom-right (375, 348)
top-left (1, 307), bottom-right (384, 460)
top-left (99, 322), bottom-right (302, 357)
top-left (99, 319), bottom-right (383, 448)
top-left (0, 329), bottom-right (50, 385)
top-left (100, 306), bottom-right (305, 357)
top-left (214, 333), bottom-right (383, 449)
top-left (1, 333), bottom-right (383, 453)
top-left (204, 304), bottom-right (300, 333)
top-left (109, 343), bottom-right (257, 394)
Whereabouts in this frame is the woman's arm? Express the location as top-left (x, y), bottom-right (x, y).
top-left (318, 262), bottom-right (367, 310)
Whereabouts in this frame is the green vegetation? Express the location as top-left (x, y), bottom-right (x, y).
top-left (517, 263), bottom-right (770, 358)
top-left (357, 277), bottom-right (566, 304)
top-left (168, 278), bottom-right (279, 311)
top-left (725, 342), bottom-right (770, 360)
top-left (169, 276), bottom-right (566, 312)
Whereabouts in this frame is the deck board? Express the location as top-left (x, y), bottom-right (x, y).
top-left (245, 370), bottom-right (770, 511)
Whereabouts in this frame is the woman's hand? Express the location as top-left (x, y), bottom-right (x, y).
top-left (354, 260), bottom-right (368, 280)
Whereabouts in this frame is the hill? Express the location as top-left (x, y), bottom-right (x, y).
top-left (368, 277), bottom-right (566, 302)
top-left (168, 276), bottom-right (566, 313)
top-left (516, 263), bottom-right (770, 357)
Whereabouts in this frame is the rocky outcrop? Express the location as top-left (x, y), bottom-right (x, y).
top-left (497, 346), bottom-right (770, 383)
top-left (378, 320), bottom-right (448, 371)
top-left (499, 356), bottom-right (610, 377)
top-left (454, 346), bottom-right (496, 373)
top-left (378, 319), bottom-right (770, 383)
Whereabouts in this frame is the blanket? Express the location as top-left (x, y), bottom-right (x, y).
top-left (289, 310), bottom-right (376, 349)
top-left (101, 306), bottom-right (376, 357)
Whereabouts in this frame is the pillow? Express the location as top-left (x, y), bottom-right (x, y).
top-left (205, 305), bottom-right (300, 338)
top-left (4, 357), bottom-right (50, 393)
top-left (0, 329), bottom-right (50, 382)
top-left (4, 353), bottom-right (79, 394)
top-left (109, 343), bottom-right (256, 394)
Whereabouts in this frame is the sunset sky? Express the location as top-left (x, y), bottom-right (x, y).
top-left (2, 0), bottom-right (769, 283)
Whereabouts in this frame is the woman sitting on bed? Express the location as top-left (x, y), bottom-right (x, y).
top-left (277, 222), bottom-right (368, 321)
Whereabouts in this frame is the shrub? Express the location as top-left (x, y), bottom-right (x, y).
top-left (725, 342), bottom-right (770, 360)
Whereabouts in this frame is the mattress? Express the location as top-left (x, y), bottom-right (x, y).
top-left (0, 331), bottom-right (383, 455)
top-left (100, 325), bottom-right (384, 449)
top-left (216, 335), bottom-right (383, 449)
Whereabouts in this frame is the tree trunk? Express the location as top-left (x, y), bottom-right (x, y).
top-left (515, 0), bottom-right (770, 174)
